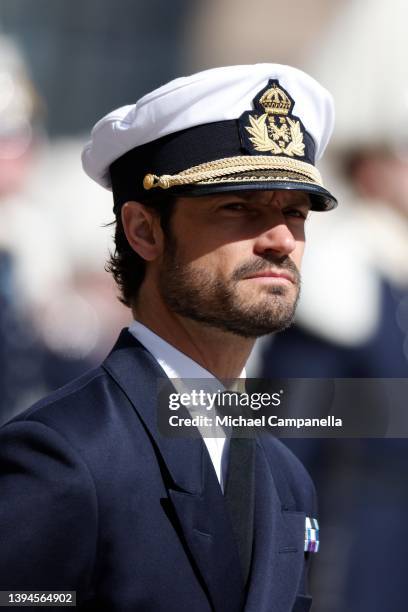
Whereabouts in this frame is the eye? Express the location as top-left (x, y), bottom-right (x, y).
top-left (220, 202), bottom-right (248, 212)
top-left (283, 207), bottom-right (309, 220)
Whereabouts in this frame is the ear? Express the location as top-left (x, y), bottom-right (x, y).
top-left (121, 201), bottom-right (163, 261)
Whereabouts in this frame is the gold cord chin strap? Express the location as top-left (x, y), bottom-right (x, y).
top-left (143, 155), bottom-right (323, 190)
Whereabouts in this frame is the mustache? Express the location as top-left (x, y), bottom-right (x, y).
top-left (231, 255), bottom-right (301, 285)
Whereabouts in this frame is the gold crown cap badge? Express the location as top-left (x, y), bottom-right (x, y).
top-left (245, 82), bottom-right (305, 157)
top-left (143, 81), bottom-right (314, 192)
top-left (259, 83), bottom-right (291, 115)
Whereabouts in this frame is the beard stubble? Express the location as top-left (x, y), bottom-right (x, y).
top-left (158, 234), bottom-right (301, 338)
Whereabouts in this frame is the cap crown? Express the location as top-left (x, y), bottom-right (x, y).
top-left (82, 63), bottom-right (334, 190)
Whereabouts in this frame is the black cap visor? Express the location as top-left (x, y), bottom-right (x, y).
top-left (163, 178), bottom-right (337, 212)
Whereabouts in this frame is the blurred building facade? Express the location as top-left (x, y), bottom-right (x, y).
top-left (0, 0), bottom-right (196, 136)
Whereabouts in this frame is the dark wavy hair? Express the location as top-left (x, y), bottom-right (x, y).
top-left (106, 195), bottom-right (177, 307)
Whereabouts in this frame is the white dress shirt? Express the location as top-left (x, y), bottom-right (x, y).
top-left (128, 320), bottom-right (246, 492)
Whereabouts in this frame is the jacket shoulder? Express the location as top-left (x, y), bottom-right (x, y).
top-left (7, 366), bottom-right (108, 423)
top-left (1, 365), bottom-right (133, 452)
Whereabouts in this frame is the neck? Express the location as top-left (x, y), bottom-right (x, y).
top-left (132, 294), bottom-right (255, 380)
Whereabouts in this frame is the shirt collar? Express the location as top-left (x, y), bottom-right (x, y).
top-left (128, 320), bottom-right (246, 383)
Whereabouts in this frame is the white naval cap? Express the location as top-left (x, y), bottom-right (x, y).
top-left (82, 63), bottom-right (337, 212)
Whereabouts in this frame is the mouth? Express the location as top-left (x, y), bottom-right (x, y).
top-left (243, 270), bottom-right (295, 284)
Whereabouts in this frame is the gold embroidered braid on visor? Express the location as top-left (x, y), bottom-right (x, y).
top-left (143, 155), bottom-right (323, 190)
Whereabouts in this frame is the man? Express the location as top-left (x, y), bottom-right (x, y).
top-left (0, 64), bottom-right (337, 611)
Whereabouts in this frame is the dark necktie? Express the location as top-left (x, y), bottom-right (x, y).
top-left (224, 431), bottom-right (256, 586)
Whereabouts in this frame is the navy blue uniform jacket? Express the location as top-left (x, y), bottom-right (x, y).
top-left (0, 330), bottom-right (316, 611)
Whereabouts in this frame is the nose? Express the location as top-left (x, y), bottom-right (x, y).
top-left (253, 218), bottom-right (297, 258)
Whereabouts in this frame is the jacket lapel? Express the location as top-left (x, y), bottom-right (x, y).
top-left (168, 448), bottom-right (245, 612)
top-left (244, 435), bottom-right (306, 612)
top-left (102, 329), bottom-right (245, 612)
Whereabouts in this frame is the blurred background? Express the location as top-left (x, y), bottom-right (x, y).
top-left (1, 0), bottom-right (408, 609)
